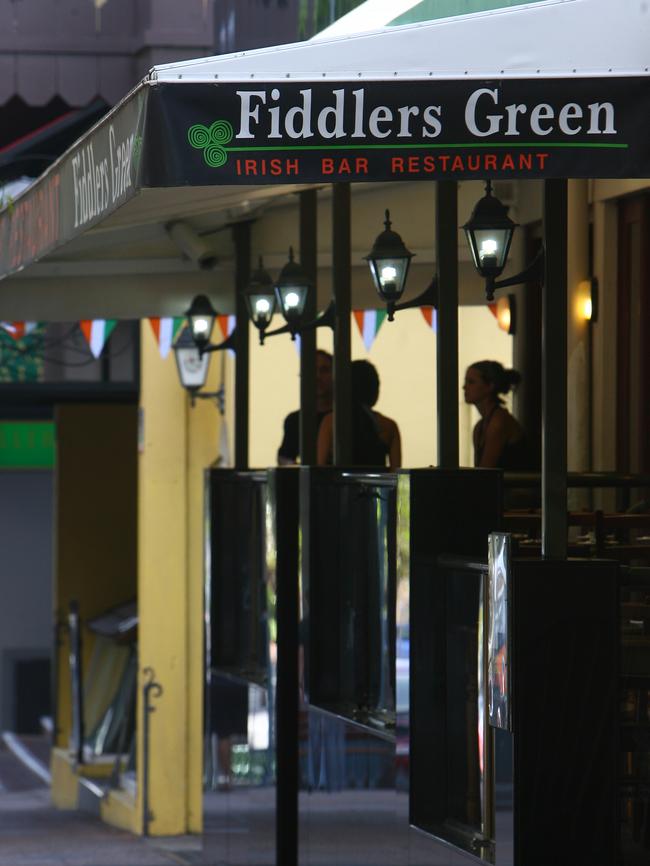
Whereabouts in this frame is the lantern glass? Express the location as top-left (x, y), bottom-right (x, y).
top-left (276, 282), bottom-right (308, 324)
top-left (465, 227), bottom-right (513, 277)
top-left (275, 247), bottom-right (311, 332)
top-left (173, 332), bottom-right (210, 391)
top-left (246, 291), bottom-right (277, 331)
top-left (369, 256), bottom-right (411, 302)
top-left (186, 294), bottom-right (217, 348)
top-left (245, 258), bottom-right (276, 332)
top-left (365, 210), bottom-right (414, 306)
top-left (463, 182), bottom-right (517, 280)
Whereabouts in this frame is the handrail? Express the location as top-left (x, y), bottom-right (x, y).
top-left (504, 471), bottom-right (650, 489)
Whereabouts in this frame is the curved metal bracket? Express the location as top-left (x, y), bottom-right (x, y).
top-left (485, 248), bottom-right (545, 301)
top-left (199, 328), bottom-right (237, 356)
top-left (263, 299), bottom-right (337, 342)
top-left (142, 666), bottom-right (163, 836)
top-left (392, 276), bottom-right (438, 316)
top-left (143, 666), bottom-right (163, 704)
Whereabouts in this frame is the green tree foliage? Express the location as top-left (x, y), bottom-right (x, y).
top-left (0, 326), bottom-right (45, 383)
top-left (298, 0), bottom-right (366, 39)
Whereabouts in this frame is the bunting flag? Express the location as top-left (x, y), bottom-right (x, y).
top-left (148, 317), bottom-right (185, 358)
top-left (217, 314), bottom-right (236, 341)
top-left (0, 322), bottom-right (38, 340)
top-left (80, 319), bottom-right (117, 358)
top-left (420, 307), bottom-right (437, 332)
top-left (217, 314), bottom-right (236, 357)
top-left (353, 309), bottom-right (387, 352)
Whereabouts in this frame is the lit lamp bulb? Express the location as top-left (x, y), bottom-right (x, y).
top-left (255, 298), bottom-right (271, 315)
top-left (284, 291), bottom-right (300, 309)
top-left (578, 278), bottom-right (597, 322)
top-left (480, 238), bottom-right (499, 268)
top-left (194, 318), bottom-right (210, 334)
top-left (380, 264), bottom-right (398, 293)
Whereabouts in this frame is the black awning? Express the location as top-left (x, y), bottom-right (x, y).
top-left (0, 98), bottom-right (107, 184)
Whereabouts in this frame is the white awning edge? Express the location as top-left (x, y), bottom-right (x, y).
top-left (149, 0), bottom-right (650, 82)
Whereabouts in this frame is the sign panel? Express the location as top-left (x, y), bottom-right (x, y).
top-left (488, 531), bottom-right (511, 731)
top-left (145, 77), bottom-right (650, 185)
top-left (0, 90), bottom-right (147, 276)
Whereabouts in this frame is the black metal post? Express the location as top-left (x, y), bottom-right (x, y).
top-left (332, 183), bottom-right (352, 466)
top-left (542, 179), bottom-right (568, 559)
top-left (142, 667), bottom-right (163, 837)
top-left (299, 189), bottom-right (318, 465)
top-left (233, 221), bottom-right (251, 469)
top-left (68, 600), bottom-right (84, 765)
top-left (272, 469), bottom-right (300, 866)
top-left (435, 181), bottom-right (459, 468)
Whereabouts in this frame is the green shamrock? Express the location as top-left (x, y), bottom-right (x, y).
top-left (188, 120), bottom-right (234, 167)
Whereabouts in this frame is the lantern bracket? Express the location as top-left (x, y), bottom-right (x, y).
top-left (485, 248), bottom-right (545, 302)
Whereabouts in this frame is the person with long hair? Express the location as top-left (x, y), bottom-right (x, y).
top-left (317, 360), bottom-right (401, 468)
top-left (463, 360), bottom-right (530, 470)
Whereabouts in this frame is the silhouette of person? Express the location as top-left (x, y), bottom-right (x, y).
top-left (463, 360), bottom-right (530, 470)
top-left (278, 350), bottom-right (333, 465)
top-left (317, 360), bottom-right (401, 468)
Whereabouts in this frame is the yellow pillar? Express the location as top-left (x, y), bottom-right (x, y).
top-left (136, 322), bottom-right (224, 835)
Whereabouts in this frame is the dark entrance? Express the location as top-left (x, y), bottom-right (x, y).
top-left (13, 657), bottom-right (51, 734)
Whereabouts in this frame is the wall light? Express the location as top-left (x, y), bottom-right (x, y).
top-left (496, 294), bottom-right (516, 335)
top-left (579, 277), bottom-right (598, 323)
top-left (364, 209), bottom-right (414, 321)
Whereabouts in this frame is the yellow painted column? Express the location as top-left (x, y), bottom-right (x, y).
top-left (136, 322), bottom-right (224, 835)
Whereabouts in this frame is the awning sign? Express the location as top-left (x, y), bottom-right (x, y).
top-left (145, 77), bottom-right (650, 185)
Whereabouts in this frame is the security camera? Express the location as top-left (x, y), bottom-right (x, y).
top-left (166, 221), bottom-right (218, 270)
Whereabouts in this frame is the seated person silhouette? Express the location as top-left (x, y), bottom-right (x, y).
top-left (317, 360), bottom-right (401, 469)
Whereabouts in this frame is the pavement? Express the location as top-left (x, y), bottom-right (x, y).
top-left (0, 737), bottom-right (198, 866)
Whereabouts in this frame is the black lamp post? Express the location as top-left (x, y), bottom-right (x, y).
top-left (365, 209), bottom-right (414, 321)
top-left (274, 247), bottom-right (311, 339)
top-left (244, 257), bottom-right (276, 344)
top-left (463, 180), bottom-right (518, 301)
top-left (185, 294), bottom-right (217, 350)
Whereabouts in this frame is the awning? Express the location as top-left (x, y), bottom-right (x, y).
top-left (0, 98), bottom-right (108, 184)
top-left (0, 0), bottom-right (648, 317)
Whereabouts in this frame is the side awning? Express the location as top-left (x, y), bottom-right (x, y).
top-left (0, 98), bottom-right (108, 184)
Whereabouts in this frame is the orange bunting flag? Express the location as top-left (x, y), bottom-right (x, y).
top-left (420, 307), bottom-right (437, 331)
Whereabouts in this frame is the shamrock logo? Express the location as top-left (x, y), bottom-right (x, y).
top-left (187, 120), bottom-right (234, 167)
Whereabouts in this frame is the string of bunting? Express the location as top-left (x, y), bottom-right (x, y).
top-left (0, 307), bottom-right (444, 361)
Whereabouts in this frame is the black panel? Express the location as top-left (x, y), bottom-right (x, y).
top-left (208, 469), bottom-right (268, 684)
top-left (512, 558), bottom-right (619, 866)
top-left (301, 467), bottom-right (397, 729)
top-left (405, 469), bottom-right (502, 845)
